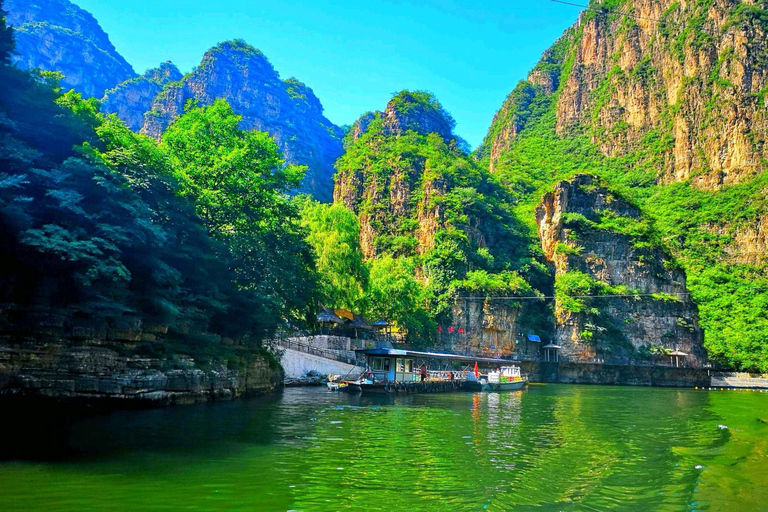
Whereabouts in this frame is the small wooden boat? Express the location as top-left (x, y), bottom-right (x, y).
top-left (326, 381), bottom-right (348, 391)
top-left (465, 366), bottom-right (528, 392)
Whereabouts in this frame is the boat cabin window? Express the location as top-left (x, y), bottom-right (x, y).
top-left (396, 358), bottom-right (413, 373)
top-left (370, 357), bottom-right (389, 371)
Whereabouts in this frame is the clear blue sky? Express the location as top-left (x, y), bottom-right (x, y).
top-left (75, 0), bottom-right (582, 148)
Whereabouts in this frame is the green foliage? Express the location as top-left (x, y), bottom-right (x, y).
top-left (481, 81), bottom-right (538, 154)
top-left (0, 0), bottom-right (14, 65)
top-left (299, 199), bottom-right (368, 311)
top-left (651, 292), bottom-right (683, 303)
top-left (482, 0), bottom-right (768, 370)
top-left (211, 39), bottom-right (264, 58)
top-left (726, 3), bottom-right (768, 31)
top-left (595, 210), bottom-right (660, 251)
top-left (162, 100), bottom-right (318, 327)
top-left (554, 242), bottom-right (583, 256)
top-left (388, 90), bottom-right (456, 131)
top-left (554, 271), bottom-right (630, 314)
top-left (0, 22), bottom-right (319, 367)
top-left (460, 270), bottom-right (532, 296)
top-left (0, 86), bottom-right (234, 331)
top-left (284, 78), bottom-right (308, 102)
top-left (367, 255), bottom-right (435, 346)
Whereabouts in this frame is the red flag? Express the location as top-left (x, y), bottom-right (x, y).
top-left (473, 362), bottom-right (479, 378)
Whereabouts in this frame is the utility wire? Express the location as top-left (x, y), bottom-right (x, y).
top-left (550, 0), bottom-right (681, 26)
top-left (549, 0), bottom-right (719, 34)
top-left (456, 293), bottom-right (689, 300)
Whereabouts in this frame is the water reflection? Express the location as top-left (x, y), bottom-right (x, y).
top-left (0, 386), bottom-right (766, 512)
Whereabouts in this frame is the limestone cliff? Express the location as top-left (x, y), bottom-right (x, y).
top-left (483, 0), bottom-right (768, 371)
top-left (5, 0), bottom-right (135, 97)
top-left (102, 62), bottom-right (182, 132)
top-left (333, 91), bottom-right (547, 349)
top-left (334, 91), bottom-right (467, 259)
top-left (139, 41), bottom-right (343, 201)
top-left (536, 175), bottom-right (705, 364)
top-left (485, 0), bottom-right (768, 189)
top-left (450, 298), bottom-right (523, 356)
top-left (0, 306), bottom-right (282, 405)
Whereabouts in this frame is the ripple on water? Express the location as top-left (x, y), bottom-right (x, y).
top-left (0, 385), bottom-right (766, 512)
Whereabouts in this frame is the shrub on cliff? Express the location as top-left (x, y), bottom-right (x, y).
top-left (0, 9), bottom-right (319, 349)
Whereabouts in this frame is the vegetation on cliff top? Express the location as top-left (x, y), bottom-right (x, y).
top-left (5, 0), bottom-right (136, 97)
top-left (302, 91), bottom-right (550, 346)
top-left (482, 0), bottom-right (768, 371)
top-left (0, 6), bottom-right (317, 359)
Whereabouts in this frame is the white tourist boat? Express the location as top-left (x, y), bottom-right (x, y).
top-left (466, 365), bottom-right (528, 392)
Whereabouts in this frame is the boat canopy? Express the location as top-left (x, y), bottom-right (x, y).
top-left (355, 347), bottom-right (523, 365)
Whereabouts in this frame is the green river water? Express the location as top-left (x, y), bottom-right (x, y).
top-left (1, 385), bottom-right (766, 511)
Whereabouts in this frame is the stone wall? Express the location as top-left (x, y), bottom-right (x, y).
top-left (0, 342), bottom-right (282, 407)
top-left (521, 361), bottom-right (710, 387)
top-left (280, 335), bottom-right (366, 351)
top-left (0, 302), bottom-right (285, 407)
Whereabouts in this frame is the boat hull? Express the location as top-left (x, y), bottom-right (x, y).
top-left (339, 381), bottom-right (464, 394)
top-left (466, 378), bottom-right (528, 392)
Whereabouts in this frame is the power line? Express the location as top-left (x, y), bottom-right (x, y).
top-left (549, 0), bottom-right (715, 33)
top-left (456, 293), bottom-right (689, 300)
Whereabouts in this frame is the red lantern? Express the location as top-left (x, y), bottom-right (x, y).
top-left (458, 328), bottom-right (465, 334)
top-left (448, 327), bottom-right (455, 333)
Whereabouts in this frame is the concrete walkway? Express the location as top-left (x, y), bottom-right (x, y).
top-left (711, 372), bottom-right (768, 389)
top-left (280, 348), bottom-right (358, 379)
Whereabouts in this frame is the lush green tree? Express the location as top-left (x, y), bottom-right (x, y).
top-left (367, 255), bottom-right (436, 346)
top-left (299, 199), bottom-right (368, 311)
top-left (0, 13), bottom-right (318, 362)
top-left (0, 0), bottom-right (14, 65)
top-left (162, 99), bottom-right (318, 327)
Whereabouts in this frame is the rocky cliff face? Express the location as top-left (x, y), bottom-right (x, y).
top-left (0, 306), bottom-right (282, 405)
top-left (5, 0), bottom-right (135, 97)
top-left (536, 175), bottom-right (705, 363)
top-left (101, 62), bottom-right (182, 131)
top-left (482, 0), bottom-right (768, 371)
top-left (711, 214), bottom-right (768, 266)
top-left (486, 0), bottom-right (768, 189)
top-left (333, 91), bottom-right (547, 350)
top-left (449, 298), bottom-right (522, 356)
top-left (334, 92), bottom-right (464, 259)
top-left (138, 41), bottom-right (343, 201)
